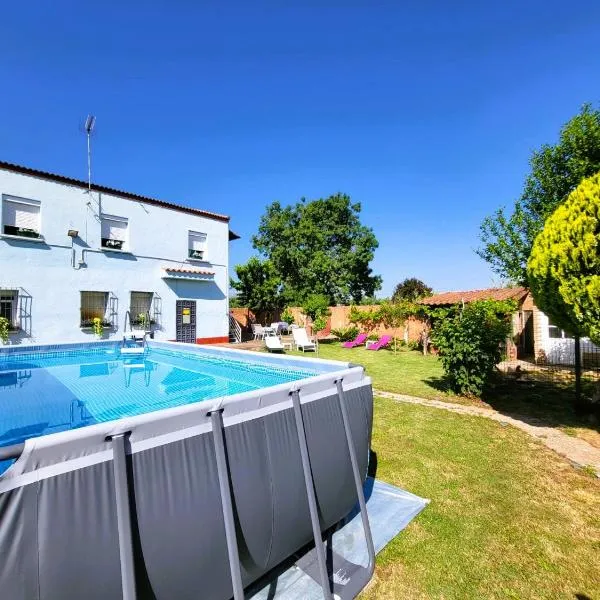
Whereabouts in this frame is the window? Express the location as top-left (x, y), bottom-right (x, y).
top-left (80, 291), bottom-right (109, 327)
top-left (101, 214), bottom-right (128, 251)
top-left (0, 290), bottom-right (18, 328)
top-left (130, 291), bottom-right (154, 326)
top-left (188, 231), bottom-right (207, 260)
top-left (548, 321), bottom-right (573, 339)
top-left (2, 196), bottom-right (41, 238)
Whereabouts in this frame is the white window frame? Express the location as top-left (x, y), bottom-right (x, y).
top-left (1, 195), bottom-right (42, 239)
top-left (100, 214), bottom-right (129, 251)
top-left (548, 321), bottom-right (573, 340)
top-left (188, 231), bottom-right (208, 261)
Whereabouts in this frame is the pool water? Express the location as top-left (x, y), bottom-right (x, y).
top-left (0, 344), bottom-right (321, 456)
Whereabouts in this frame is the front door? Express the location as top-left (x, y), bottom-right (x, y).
top-left (176, 300), bottom-right (196, 343)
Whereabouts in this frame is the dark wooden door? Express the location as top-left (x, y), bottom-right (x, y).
top-left (176, 300), bottom-right (196, 343)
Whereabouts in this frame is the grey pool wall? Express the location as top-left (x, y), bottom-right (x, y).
top-left (0, 341), bottom-right (374, 600)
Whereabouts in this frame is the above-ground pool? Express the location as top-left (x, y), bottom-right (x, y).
top-left (0, 341), bottom-right (334, 459)
top-left (0, 340), bottom-right (374, 599)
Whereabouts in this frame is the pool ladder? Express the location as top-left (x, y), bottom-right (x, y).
top-left (121, 310), bottom-right (149, 358)
top-left (107, 378), bottom-right (375, 600)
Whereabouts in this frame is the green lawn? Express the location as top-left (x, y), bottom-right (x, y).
top-left (295, 342), bottom-right (465, 402)
top-left (360, 397), bottom-right (600, 599)
top-left (293, 341), bottom-right (600, 447)
top-left (284, 342), bottom-right (600, 596)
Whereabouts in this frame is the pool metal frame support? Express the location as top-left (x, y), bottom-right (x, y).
top-left (210, 409), bottom-right (245, 600)
top-left (335, 378), bottom-right (376, 579)
top-left (291, 388), bottom-right (333, 600)
top-left (110, 433), bottom-right (137, 600)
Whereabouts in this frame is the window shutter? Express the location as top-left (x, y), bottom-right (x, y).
top-left (2, 198), bottom-right (40, 231)
top-left (101, 217), bottom-right (128, 241)
top-left (188, 232), bottom-right (207, 258)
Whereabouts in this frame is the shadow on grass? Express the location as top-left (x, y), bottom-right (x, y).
top-left (425, 372), bottom-right (600, 434)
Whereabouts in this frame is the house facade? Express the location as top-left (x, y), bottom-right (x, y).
top-left (420, 287), bottom-right (600, 366)
top-left (0, 161), bottom-right (236, 346)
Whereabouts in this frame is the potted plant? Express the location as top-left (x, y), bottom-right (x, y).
top-left (0, 317), bottom-right (9, 344)
top-left (92, 317), bottom-right (104, 338)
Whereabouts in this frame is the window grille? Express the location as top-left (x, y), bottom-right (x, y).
top-left (0, 290), bottom-right (18, 326)
top-left (130, 292), bottom-right (154, 325)
top-left (80, 291), bottom-right (109, 327)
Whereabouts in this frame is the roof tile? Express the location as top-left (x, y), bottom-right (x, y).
top-left (420, 286), bottom-right (528, 306)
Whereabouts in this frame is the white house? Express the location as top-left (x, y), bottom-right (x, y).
top-left (0, 160), bottom-right (238, 346)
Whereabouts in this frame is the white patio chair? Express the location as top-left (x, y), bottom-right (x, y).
top-left (252, 324), bottom-right (265, 340)
top-left (265, 335), bottom-right (285, 353)
top-left (292, 327), bottom-right (317, 352)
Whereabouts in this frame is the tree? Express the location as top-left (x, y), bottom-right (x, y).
top-left (391, 278), bottom-right (432, 302)
top-left (478, 104), bottom-right (600, 284)
top-left (252, 193), bottom-right (381, 305)
top-left (527, 172), bottom-right (600, 343)
top-left (230, 257), bottom-right (284, 314)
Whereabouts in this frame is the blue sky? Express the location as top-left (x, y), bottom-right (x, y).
top-left (1, 1), bottom-right (599, 296)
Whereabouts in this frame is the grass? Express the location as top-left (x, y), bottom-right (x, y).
top-left (360, 396), bottom-right (600, 599)
top-left (290, 341), bottom-right (600, 447)
top-left (282, 341), bottom-right (600, 595)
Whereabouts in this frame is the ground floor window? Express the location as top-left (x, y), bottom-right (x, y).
top-left (130, 291), bottom-right (154, 326)
top-left (80, 291), bottom-right (109, 327)
top-left (548, 321), bottom-right (573, 339)
top-left (0, 290), bottom-right (18, 327)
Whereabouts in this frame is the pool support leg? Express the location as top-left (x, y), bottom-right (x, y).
top-left (210, 409), bottom-right (245, 600)
top-left (335, 379), bottom-right (376, 579)
top-left (291, 389), bottom-right (333, 600)
top-left (110, 433), bottom-right (137, 600)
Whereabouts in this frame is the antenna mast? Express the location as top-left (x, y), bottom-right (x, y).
top-left (84, 115), bottom-right (96, 194)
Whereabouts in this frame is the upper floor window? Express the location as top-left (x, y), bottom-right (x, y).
top-left (188, 231), bottom-right (207, 260)
top-left (101, 214), bottom-right (128, 251)
top-left (2, 196), bottom-right (41, 239)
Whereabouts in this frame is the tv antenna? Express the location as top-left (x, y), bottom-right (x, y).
top-left (84, 115), bottom-right (96, 194)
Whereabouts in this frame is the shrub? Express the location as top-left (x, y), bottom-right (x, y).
top-left (312, 315), bottom-right (328, 334)
top-left (302, 294), bottom-right (330, 320)
top-left (281, 307), bottom-right (295, 325)
top-left (331, 326), bottom-right (360, 341)
top-left (0, 317), bottom-right (9, 344)
top-left (430, 300), bottom-right (514, 396)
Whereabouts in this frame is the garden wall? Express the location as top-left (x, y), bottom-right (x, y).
top-left (231, 305), bottom-right (426, 341)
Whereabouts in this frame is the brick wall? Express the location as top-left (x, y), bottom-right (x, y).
top-left (230, 305), bottom-right (428, 341)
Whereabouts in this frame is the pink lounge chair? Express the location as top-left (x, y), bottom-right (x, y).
top-left (366, 335), bottom-right (392, 351)
top-left (342, 333), bottom-right (368, 348)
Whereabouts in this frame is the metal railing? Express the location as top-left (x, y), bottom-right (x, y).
top-left (228, 312), bottom-right (242, 343)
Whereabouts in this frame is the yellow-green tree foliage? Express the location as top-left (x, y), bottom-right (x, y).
top-left (527, 172), bottom-right (600, 343)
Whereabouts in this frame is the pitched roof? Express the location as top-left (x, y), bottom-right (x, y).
top-left (0, 160), bottom-right (230, 223)
top-left (420, 286), bottom-right (528, 306)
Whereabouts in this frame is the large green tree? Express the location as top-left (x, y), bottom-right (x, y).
top-left (391, 277), bottom-right (432, 302)
top-left (527, 172), bottom-right (600, 343)
top-left (230, 257), bottom-right (284, 313)
top-left (252, 193), bottom-right (381, 304)
top-left (478, 104), bottom-right (600, 284)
